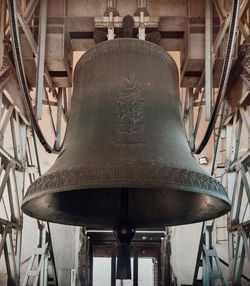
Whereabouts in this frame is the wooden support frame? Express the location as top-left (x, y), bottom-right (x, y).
top-left (193, 10), bottom-right (250, 282)
top-left (193, 221), bottom-right (226, 286)
top-left (16, 1), bottom-right (54, 91)
top-left (9, 0), bottom-right (69, 153)
top-left (0, 159), bottom-right (23, 286)
top-left (186, 2), bottom-right (233, 152)
top-left (0, 55), bottom-right (59, 285)
top-left (0, 0), bottom-right (249, 284)
top-left (229, 222), bottom-right (250, 285)
top-left (213, 0), bottom-right (227, 23)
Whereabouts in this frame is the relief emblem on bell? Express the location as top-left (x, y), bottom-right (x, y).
top-left (114, 75), bottom-right (146, 144)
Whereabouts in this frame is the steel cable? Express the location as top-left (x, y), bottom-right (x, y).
top-left (7, 0), bottom-right (63, 154)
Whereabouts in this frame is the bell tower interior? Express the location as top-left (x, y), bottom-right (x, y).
top-left (0, 0), bottom-right (249, 285)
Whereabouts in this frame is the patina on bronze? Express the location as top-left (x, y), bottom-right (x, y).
top-left (22, 39), bottom-right (230, 227)
top-left (22, 38), bottom-right (231, 280)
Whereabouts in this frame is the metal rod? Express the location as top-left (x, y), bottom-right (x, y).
top-left (8, 0), bottom-right (61, 153)
top-left (44, 88), bottom-right (56, 137)
top-left (233, 179), bottom-right (244, 225)
top-left (205, 0), bottom-right (213, 121)
top-left (35, 0), bottom-right (47, 120)
top-left (133, 246), bottom-right (138, 286)
top-left (54, 89), bottom-right (63, 150)
top-left (211, 101), bottom-right (228, 175)
top-left (188, 88), bottom-right (194, 151)
top-left (232, 114), bottom-right (243, 165)
top-left (193, 91), bottom-right (204, 141)
top-left (194, 0), bottom-right (241, 154)
top-left (0, 0), bottom-right (6, 70)
top-left (7, 178), bottom-right (15, 222)
top-left (46, 222), bottom-right (59, 286)
top-left (10, 115), bottom-right (19, 162)
top-left (111, 244), bottom-right (116, 286)
top-left (16, 10), bottom-right (54, 90)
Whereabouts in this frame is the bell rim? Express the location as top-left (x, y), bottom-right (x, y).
top-left (22, 176), bottom-right (231, 207)
top-left (22, 167), bottom-right (231, 227)
top-left (22, 186), bottom-right (231, 205)
top-left (22, 185), bottom-right (231, 228)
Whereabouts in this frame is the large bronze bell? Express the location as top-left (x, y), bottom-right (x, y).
top-left (22, 39), bottom-right (230, 228)
top-left (22, 39), bottom-right (231, 279)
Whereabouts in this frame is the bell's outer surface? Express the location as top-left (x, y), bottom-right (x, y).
top-left (22, 39), bottom-right (231, 228)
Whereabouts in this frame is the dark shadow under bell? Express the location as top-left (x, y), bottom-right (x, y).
top-left (22, 187), bottom-right (231, 229)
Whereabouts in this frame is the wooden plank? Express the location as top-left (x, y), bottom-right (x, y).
top-left (0, 225), bottom-right (8, 257)
top-left (0, 105), bottom-right (13, 137)
top-left (3, 77), bottom-right (30, 125)
top-left (0, 161), bottom-right (11, 201)
top-left (22, 0), bottom-right (39, 23)
top-left (16, 10), bottom-right (54, 90)
top-left (213, 0), bottom-right (227, 22)
top-left (159, 17), bottom-right (188, 31)
top-left (240, 163), bottom-right (250, 202)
